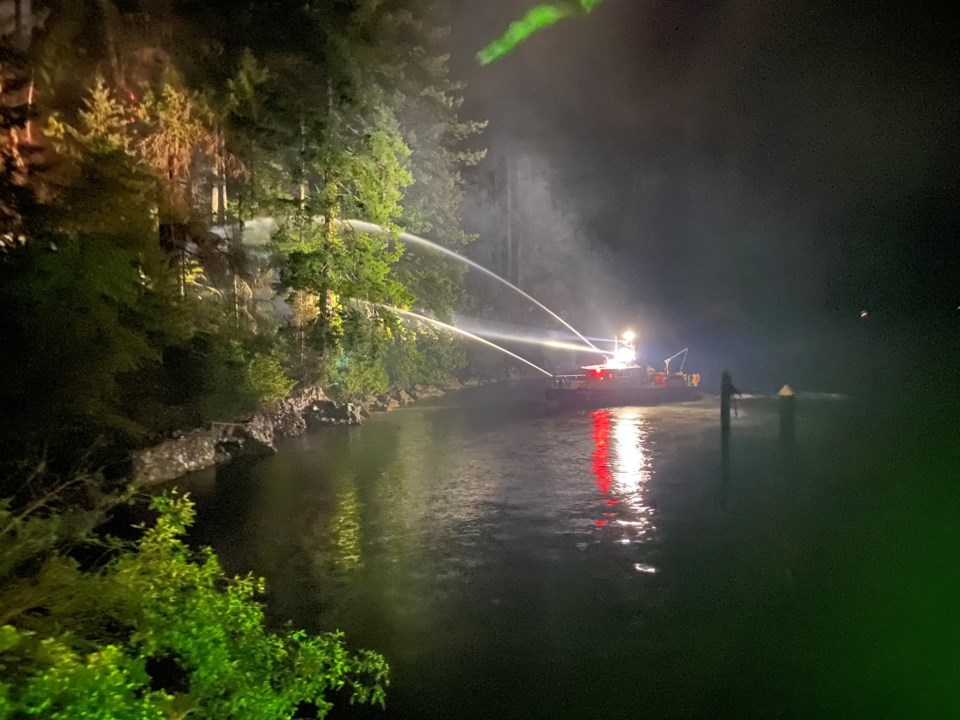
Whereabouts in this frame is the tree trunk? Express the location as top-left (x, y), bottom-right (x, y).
top-left (96, 0), bottom-right (121, 83)
top-left (216, 127), bottom-right (227, 226)
top-left (299, 327), bottom-right (305, 371)
top-left (13, 0), bottom-right (22, 47)
top-left (25, 71), bottom-right (34, 144)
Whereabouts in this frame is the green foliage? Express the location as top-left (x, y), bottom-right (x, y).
top-left (340, 127), bottom-right (414, 227)
top-left (159, 334), bottom-right (295, 422)
top-left (322, 308), bottom-right (394, 398)
top-left (74, 75), bottom-right (132, 152)
top-left (246, 352), bottom-right (297, 404)
top-left (135, 82), bottom-right (219, 221)
top-left (326, 352), bottom-right (391, 399)
top-left (374, 3), bottom-right (486, 317)
top-left (320, 315), bottom-right (466, 398)
top-left (385, 324), bottom-right (466, 389)
top-left (413, 328), bottom-right (468, 383)
top-left (0, 492), bottom-right (388, 719)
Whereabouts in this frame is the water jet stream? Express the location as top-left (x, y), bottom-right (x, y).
top-left (385, 306), bottom-right (554, 378)
top-left (457, 326), bottom-right (613, 356)
top-left (452, 314), bottom-right (619, 347)
top-left (342, 219), bottom-right (600, 353)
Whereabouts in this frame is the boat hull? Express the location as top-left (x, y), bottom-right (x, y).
top-left (545, 385), bottom-right (701, 407)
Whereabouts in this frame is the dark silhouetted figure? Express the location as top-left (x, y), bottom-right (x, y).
top-left (720, 370), bottom-right (740, 432)
top-left (719, 371), bottom-right (740, 514)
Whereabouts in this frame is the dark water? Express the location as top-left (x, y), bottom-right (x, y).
top-left (182, 383), bottom-right (960, 719)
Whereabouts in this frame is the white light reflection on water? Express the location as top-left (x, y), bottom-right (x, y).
top-left (590, 409), bottom-right (656, 551)
top-left (611, 410), bottom-right (655, 536)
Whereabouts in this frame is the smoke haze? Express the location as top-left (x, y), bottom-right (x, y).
top-left (451, 0), bottom-right (958, 393)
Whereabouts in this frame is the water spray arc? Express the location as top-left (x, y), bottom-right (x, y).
top-left (386, 307), bottom-right (555, 378)
top-left (342, 219), bottom-right (601, 354)
top-left (478, 334), bottom-right (610, 355)
top-left (454, 325), bottom-right (614, 355)
top-left (452, 314), bottom-right (617, 346)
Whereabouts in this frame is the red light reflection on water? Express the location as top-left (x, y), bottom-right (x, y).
top-left (589, 409), bottom-right (654, 542)
top-left (591, 410), bottom-right (613, 496)
top-left (591, 410), bottom-right (621, 528)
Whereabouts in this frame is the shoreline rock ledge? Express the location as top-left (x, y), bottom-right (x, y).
top-left (131, 378), bottom-right (483, 486)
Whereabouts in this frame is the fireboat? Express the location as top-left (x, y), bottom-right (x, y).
top-left (545, 333), bottom-right (702, 407)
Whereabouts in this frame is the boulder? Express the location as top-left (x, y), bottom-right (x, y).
top-left (345, 402), bottom-right (364, 424)
top-left (131, 429), bottom-right (218, 486)
top-left (305, 399), bottom-right (365, 426)
top-left (263, 384), bottom-right (328, 438)
top-left (213, 417), bottom-right (276, 459)
top-left (239, 412), bottom-right (275, 448)
top-left (273, 413), bottom-right (307, 438)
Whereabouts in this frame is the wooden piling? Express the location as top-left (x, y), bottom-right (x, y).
top-left (719, 371), bottom-right (737, 513)
top-left (720, 371), bottom-right (738, 433)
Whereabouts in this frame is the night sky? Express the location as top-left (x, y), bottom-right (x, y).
top-left (450, 0), bottom-right (958, 388)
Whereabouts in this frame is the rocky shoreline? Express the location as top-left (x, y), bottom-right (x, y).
top-left (131, 377), bottom-right (488, 486)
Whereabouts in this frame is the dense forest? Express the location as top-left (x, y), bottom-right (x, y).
top-left (0, 0), bottom-right (485, 471)
top-left (0, 0), bottom-right (484, 715)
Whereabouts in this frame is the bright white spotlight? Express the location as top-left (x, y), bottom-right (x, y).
top-left (614, 346), bottom-right (635, 364)
top-left (622, 330), bottom-right (636, 343)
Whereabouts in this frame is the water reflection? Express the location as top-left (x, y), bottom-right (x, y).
top-left (330, 484), bottom-right (362, 572)
top-left (591, 410), bottom-right (613, 501)
top-left (590, 409), bottom-right (656, 547)
top-left (719, 423), bottom-right (730, 513)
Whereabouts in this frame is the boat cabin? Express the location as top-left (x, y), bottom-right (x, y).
top-left (552, 361), bottom-right (700, 390)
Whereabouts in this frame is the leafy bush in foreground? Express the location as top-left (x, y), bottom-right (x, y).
top-left (0, 492), bottom-right (387, 719)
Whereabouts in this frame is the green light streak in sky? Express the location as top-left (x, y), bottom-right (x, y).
top-left (477, 0), bottom-right (605, 66)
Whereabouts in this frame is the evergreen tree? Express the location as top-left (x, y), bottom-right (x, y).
top-left (0, 80), bottom-right (190, 466)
